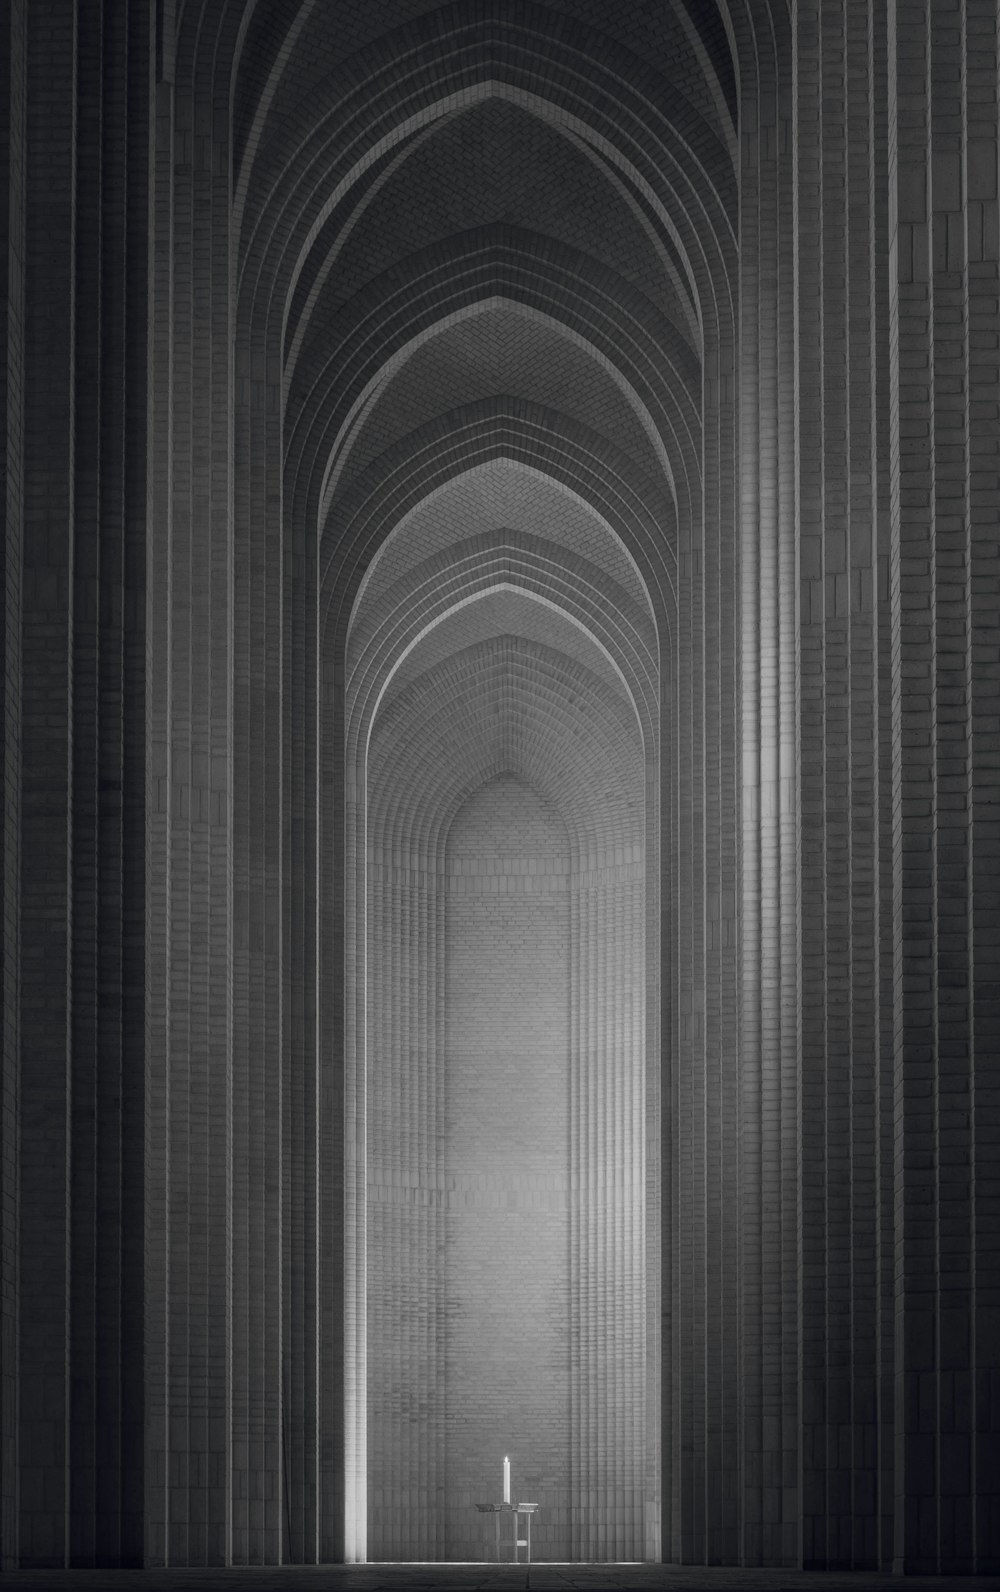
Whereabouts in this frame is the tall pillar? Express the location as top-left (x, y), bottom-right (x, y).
top-left (0, 0), bottom-right (26, 1568)
top-left (146, 8), bottom-right (234, 1564)
top-left (738, 4), bottom-right (801, 1565)
top-left (794, 0), bottom-right (892, 1566)
top-left (18, 5), bottom-right (79, 1562)
top-left (16, 1), bottom-right (153, 1568)
top-left (888, 0), bottom-right (1000, 1571)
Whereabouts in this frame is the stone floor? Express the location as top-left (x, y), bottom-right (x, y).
top-left (0, 1566), bottom-right (996, 1592)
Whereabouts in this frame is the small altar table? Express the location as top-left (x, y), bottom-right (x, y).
top-left (475, 1500), bottom-right (538, 1563)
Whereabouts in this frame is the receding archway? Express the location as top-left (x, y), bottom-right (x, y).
top-left (362, 632), bottom-right (650, 1562)
top-left (340, 442), bottom-right (662, 1561)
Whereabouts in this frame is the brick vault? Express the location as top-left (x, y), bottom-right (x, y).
top-left (1, 0), bottom-right (998, 1576)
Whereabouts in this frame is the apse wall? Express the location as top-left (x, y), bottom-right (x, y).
top-left (443, 775), bottom-right (571, 1559)
top-left (364, 633), bottom-right (648, 1562)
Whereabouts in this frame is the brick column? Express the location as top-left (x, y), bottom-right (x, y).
top-left (15, 0), bottom-right (153, 1568)
top-left (146, 23), bottom-right (234, 1564)
top-left (738, 5), bottom-right (801, 1565)
top-left (888, 0), bottom-right (1000, 1571)
top-left (794, 0), bottom-right (891, 1566)
top-left (65, 3), bottom-right (152, 1566)
top-left (18, 4), bottom-right (78, 1563)
top-left (0, 0), bottom-right (26, 1568)
top-left (964, 6), bottom-right (1000, 1573)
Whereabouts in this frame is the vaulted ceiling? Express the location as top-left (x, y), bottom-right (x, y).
top-left (220, 0), bottom-right (740, 728)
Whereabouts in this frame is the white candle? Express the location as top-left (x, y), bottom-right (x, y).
top-left (503, 1455), bottom-right (510, 1504)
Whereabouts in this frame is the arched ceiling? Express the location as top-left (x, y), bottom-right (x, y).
top-left (215, 0), bottom-right (743, 785)
top-left (323, 403), bottom-right (677, 673)
top-left (354, 463), bottom-right (651, 620)
top-left (232, 1), bottom-right (738, 214)
top-left (368, 637), bottom-right (645, 860)
top-left (285, 97), bottom-right (697, 346)
top-left (324, 305), bottom-right (669, 502)
top-left (393, 596), bottom-right (630, 706)
top-left (347, 521), bottom-right (659, 764)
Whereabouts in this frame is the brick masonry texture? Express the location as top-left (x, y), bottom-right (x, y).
top-left (365, 632), bottom-right (647, 1563)
top-left (1, 0), bottom-right (998, 1577)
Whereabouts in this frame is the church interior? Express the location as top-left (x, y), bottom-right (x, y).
top-left (1, 0), bottom-right (998, 1578)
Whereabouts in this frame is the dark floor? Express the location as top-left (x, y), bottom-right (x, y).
top-left (1, 1565), bottom-right (996, 1592)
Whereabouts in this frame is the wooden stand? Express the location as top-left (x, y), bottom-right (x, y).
top-left (512, 1501), bottom-right (538, 1563)
top-left (475, 1500), bottom-right (539, 1564)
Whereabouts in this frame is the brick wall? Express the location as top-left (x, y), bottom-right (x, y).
top-left (363, 632), bottom-right (648, 1562)
top-left (442, 776), bottom-right (572, 1560)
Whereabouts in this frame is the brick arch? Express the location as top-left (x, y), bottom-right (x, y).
top-left (279, 93), bottom-right (703, 383)
top-left (320, 403), bottom-right (678, 650)
top-left (346, 547), bottom-right (657, 759)
top-left (227, 11), bottom-right (741, 480)
top-left (387, 588), bottom-right (642, 742)
top-left (367, 637), bottom-right (645, 853)
top-left (352, 467), bottom-right (653, 627)
top-left (230, 0), bottom-right (739, 202)
top-left (232, 6), bottom-right (738, 312)
top-left (284, 232), bottom-right (702, 534)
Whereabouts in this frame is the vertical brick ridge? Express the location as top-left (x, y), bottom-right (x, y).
top-left (18, 0), bottom-right (78, 1566)
top-left (930, 8), bottom-right (965, 1564)
top-left (888, 1), bottom-right (938, 1567)
top-left (571, 847), bottom-right (646, 1560)
top-left (870, 1), bottom-right (897, 1566)
top-left (965, 2), bottom-right (1000, 1574)
top-left (737, 1), bottom-right (800, 1567)
top-left (68, 5), bottom-right (107, 1550)
top-left (145, 37), bottom-right (174, 1571)
top-left (230, 33), bottom-right (284, 1553)
top-left (886, 0), bottom-right (999, 1571)
top-left (365, 827), bottom-right (444, 1560)
top-left (65, 1), bottom-right (152, 1568)
top-left (146, 14), bottom-right (235, 1563)
top-left (700, 317), bottom-right (740, 1567)
top-left (0, 0), bottom-right (25, 1568)
top-left (885, 0), bottom-right (993, 1566)
top-left (120, 5), bottom-right (154, 1568)
top-left (794, 0), bottom-right (888, 1566)
top-left (0, 0), bottom-right (25, 1566)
